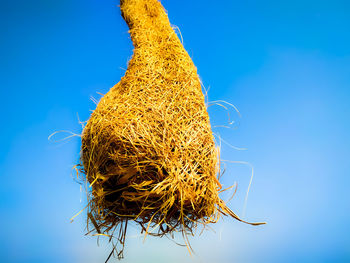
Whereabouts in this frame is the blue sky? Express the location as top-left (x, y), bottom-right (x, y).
top-left (1, 0), bottom-right (350, 262)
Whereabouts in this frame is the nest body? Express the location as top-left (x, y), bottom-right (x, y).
top-left (80, 0), bottom-right (261, 258)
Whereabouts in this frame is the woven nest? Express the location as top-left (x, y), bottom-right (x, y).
top-left (80, 0), bottom-right (264, 259)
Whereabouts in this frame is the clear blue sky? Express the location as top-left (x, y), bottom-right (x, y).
top-left (1, 0), bottom-right (350, 262)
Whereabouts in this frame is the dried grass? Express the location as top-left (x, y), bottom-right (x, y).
top-left (79, 0), bottom-right (264, 259)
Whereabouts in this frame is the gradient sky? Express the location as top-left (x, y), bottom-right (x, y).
top-left (1, 0), bottom-right (350, 262)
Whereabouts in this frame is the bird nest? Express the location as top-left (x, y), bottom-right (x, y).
top-left (78, 0), bottom-right (264, 259)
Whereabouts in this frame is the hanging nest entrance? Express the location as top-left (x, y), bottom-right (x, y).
top-left (79, 0), bottom-right (264, 259)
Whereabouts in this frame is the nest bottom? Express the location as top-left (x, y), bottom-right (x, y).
top-left (84, 158), bottom-right (230, 257)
